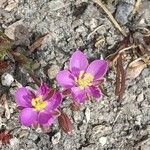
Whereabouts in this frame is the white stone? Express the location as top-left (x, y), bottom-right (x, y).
top-left (90, 18), bottom-right (98, 30)
top-left (85, 107), bottom-right (90, 123)
top-left (1, 73), bottom-right (14, 86)
top-left (137, 92), bottom-right (144, 102)
top-left (52, 132), bottom-right (61, 145)
top-left (10, 137), bottom-right (19, 150)
top-left (99, 137), bottom-right (107, 146)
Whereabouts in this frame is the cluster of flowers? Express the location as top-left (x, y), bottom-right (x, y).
top-left (15, 50), bottom-right (108, 130)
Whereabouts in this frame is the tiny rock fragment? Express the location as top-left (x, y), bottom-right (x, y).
top-left (0, 116), bottom-right (2, 129)
top-left (85, 107), bottom-right (90, 123)
top-left (99, 136), bottom-right (107, 146)
top-left (5, 0), bottom-right (19, 11)
top-left (115, 1), bottom-right (134, 25)
top-left (92, 125), bottom-right (112, 136)
top-left (47, 65), bottom-right (60, 79)
top-left (51, 132), bottom-right (61, 145)
top-left (28, 132), bottom-right (38, 141)
top-left (9, 137), bottom-right (19, 150)
top-left (1, 73), bottom-right (14, 86)
top-left (4, 20), bottom-right (23, 40)
top-left (136, 92), bottom-right (144, 102)
top-left (127, 59), bottom-right (147, 79)
top-left (13, 25), bottom-right (30, 46)
top-left (0, 0), bottom-right (7, 8)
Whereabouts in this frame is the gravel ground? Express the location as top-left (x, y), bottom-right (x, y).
top-left (0, 0), bottom-right (150, 150)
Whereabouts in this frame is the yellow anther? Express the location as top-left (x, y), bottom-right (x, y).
top-left (75, 71), bottom-right (93, 90)
top-left (31, 96), bottom-right (47, 111)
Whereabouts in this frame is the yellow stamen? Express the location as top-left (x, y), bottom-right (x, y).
top-left (75, 71), bottom-right (94, 90)
top-left (31, 96), bottom-right (47, 111)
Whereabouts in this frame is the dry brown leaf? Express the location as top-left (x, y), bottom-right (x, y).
top-left (29, 33), bottom-right (49, 52)
top-left (127, 59), bottom-right (147, 79)
top-left (58, 112), bottom-right (72, 134)
top-left (70, 102), bottom-right (80, 111)
top-left (0, 61), bottom-right (10, 75)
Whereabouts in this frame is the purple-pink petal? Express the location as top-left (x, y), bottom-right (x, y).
top-left (71, 87), bottom-right (86, 104)
top-left (15, 87), bottom-right (34, 108)
top-left (86, 86), bottom-right (102, 100)
top-left (37, 83), bottom-right (49, 96)
top-left (19, 108), bottom-right (37, 126)
top-left (42, 117), bottom-right (55, 127)
top-left (45, 92), bottom-right (62, 111)
top-left (38, 111), bottom-right (54, 125)
top-left (86, 60), bottom-right (108, 80)
top-left (69, 50), bottom-right (88, 76)
top-left (56, 70), bottom-right (75, 89)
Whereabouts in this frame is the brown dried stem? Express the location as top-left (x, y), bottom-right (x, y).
top-left (93, 0), bottom-right (127, 37)
top-left (115, 54), bottom-right (126, 101)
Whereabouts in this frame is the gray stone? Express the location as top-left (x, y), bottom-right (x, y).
top-left (10, 137), bottom-right (20, 150)
top-left (138, 1), bottom-right (150, 25)
top-left (5, 0), bottom-right (19, 11)
top-left (136, 92), bottom-right (144, 103)
top-left (28, 132), bottom-right (38, 141)
top-left (4, 20), bottom-right (23, 40)
top-left (115, 2), bottom-right (133, 25)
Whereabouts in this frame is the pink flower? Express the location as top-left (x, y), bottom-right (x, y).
top-left (15, 83), bottom-right (62, 127)
top-left (56, 50), bottom-right (108, 104)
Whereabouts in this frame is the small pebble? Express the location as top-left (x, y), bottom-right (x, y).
top-left (85, 107), bottom-right (90, 123)
top-left (47, 65), bottom-right (60, 79)
top-left (51, 132), bottom-right (61, 145)
top-left (1, 73), bottom-right (14, 86)
top-left (99, 137), bottom-right (107, 146)
top-left (10, 137), bottom-right (20, 150)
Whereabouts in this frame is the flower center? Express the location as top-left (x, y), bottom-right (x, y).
top-left (31, 96), bottom-right (47, 111)
top-left (75, 71), bottom-right (94, 90)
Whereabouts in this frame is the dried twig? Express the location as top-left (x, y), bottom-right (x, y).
top-left (87, 25), bottom-right (105, 40)
top-left (93, 0), bottom-right (127, 37)
top-left (29, 33), bottom-right (49, 52)
top-left (132, 0), bottom-right (142, 15)
top-left (115, 54), bottom-right (126, 101)
top-left (95, 36), bottom-right (105, 48)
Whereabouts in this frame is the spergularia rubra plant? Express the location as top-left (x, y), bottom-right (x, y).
top-left (15, 83), bottom-right (62, 127)
top-left (56, 50), bottom-right (108, 104)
